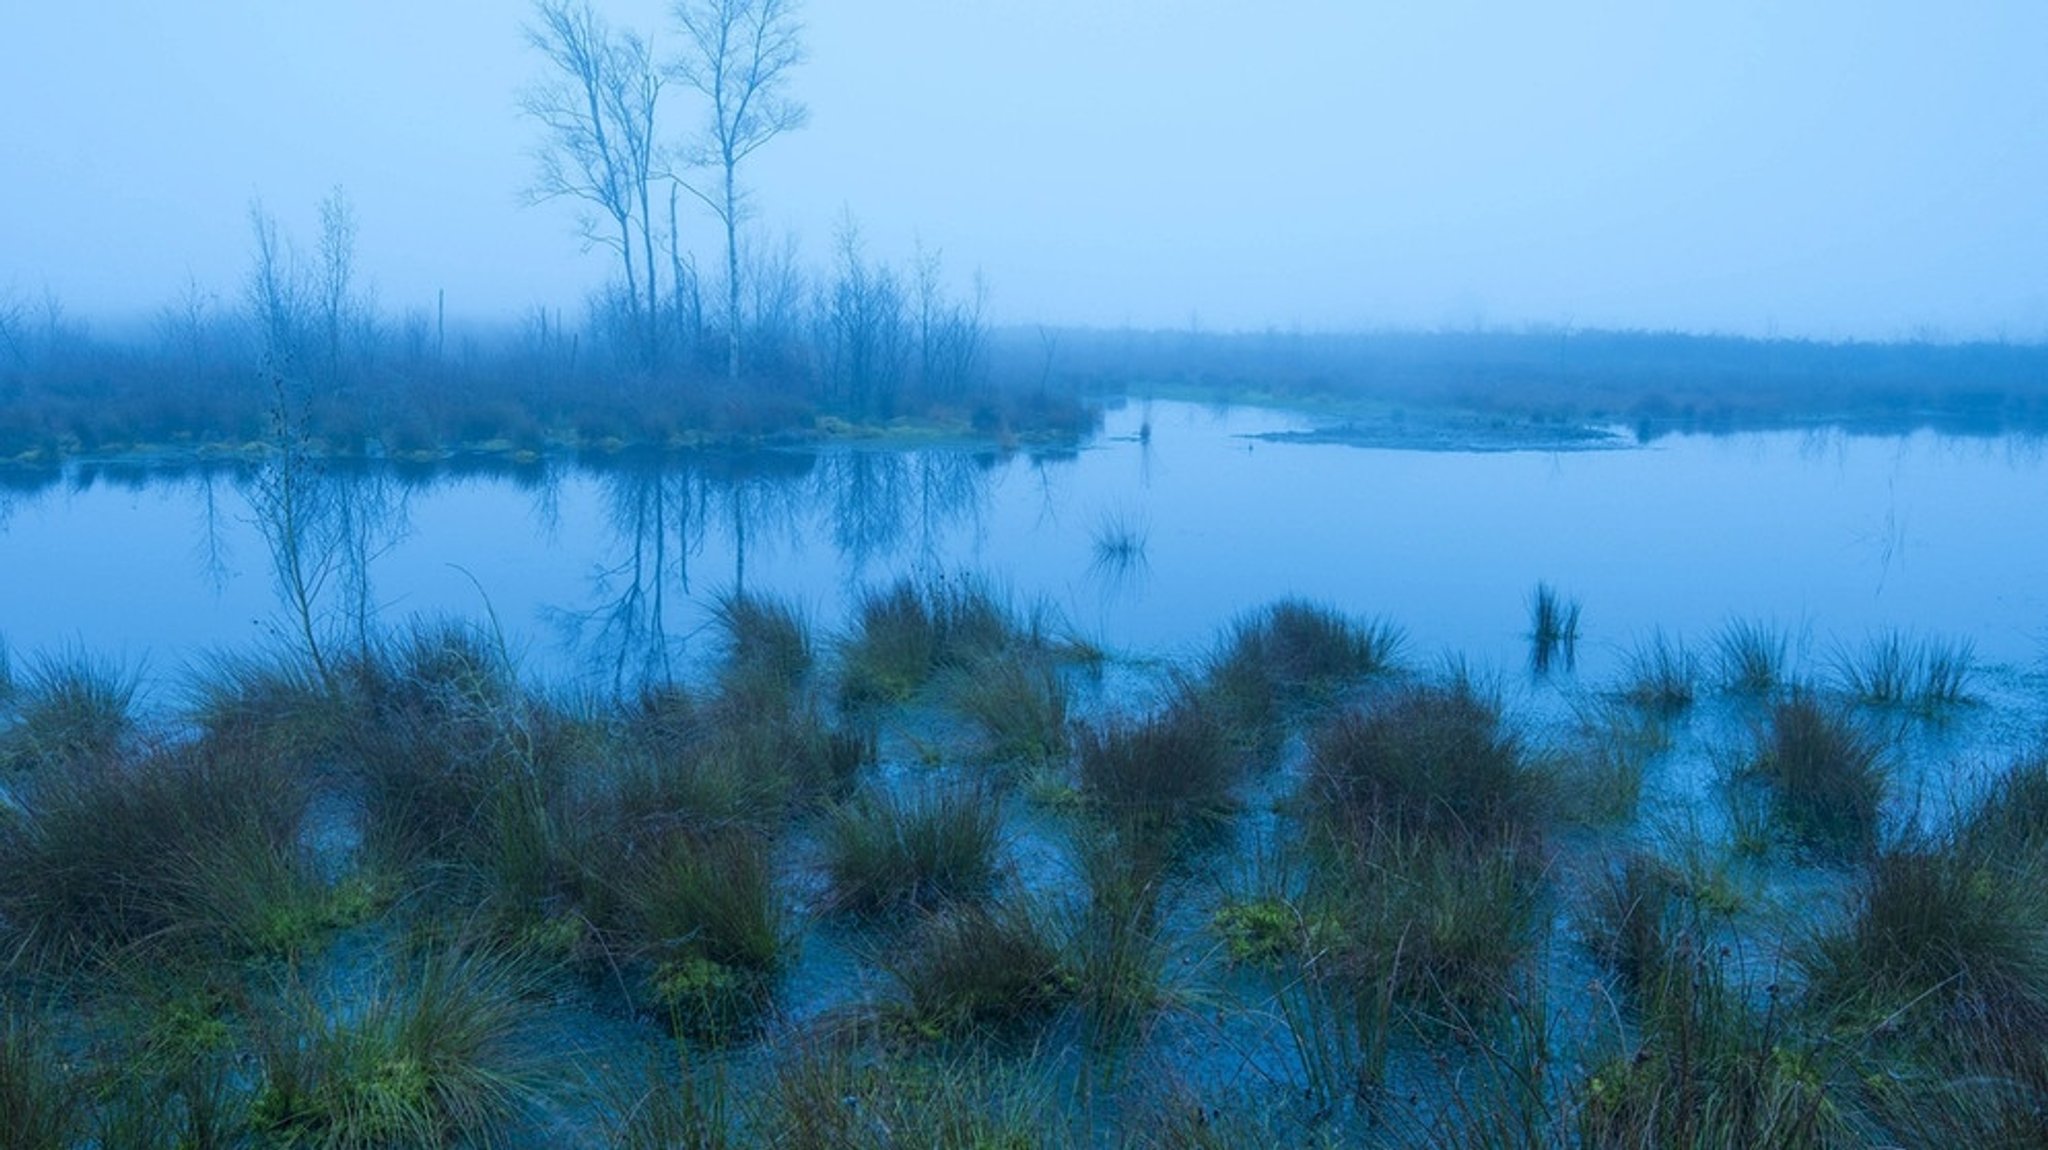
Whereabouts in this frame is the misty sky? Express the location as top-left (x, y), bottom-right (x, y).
top-left (3, 1), bottom-right (2044, 339)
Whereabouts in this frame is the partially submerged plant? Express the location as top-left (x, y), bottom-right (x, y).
top-left (951, 654), bottom-right (1069, 766)
top-left (711, 590), bottom-right (812, 703)
top-left (1619, 630), bottom-right (1699, 714)
top-left (1714, 618), bottom-right (1789, 696)
top-left (250, 941), bottom-right (545, 1148)
top-left (1077, 694), bottom-right (1236, 824)
top-left (1750, 691), bottom-right (1887, 854)
top-left (1836, 629), bottom-right (1976, 712)
top-left (1529, 581), bottom-right (1582, 674)
top-left (881, 898), bottom-right (1068, 1039)
top-left (821, 783), bottom-right (1003, 914)
top-left (1308, 677), bottom-right (1544, 848)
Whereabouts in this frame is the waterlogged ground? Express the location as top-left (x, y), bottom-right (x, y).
top-left (3, 399), bottom-right (2045, 688)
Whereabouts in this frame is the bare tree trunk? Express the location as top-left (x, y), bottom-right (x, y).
top-left (724, 161), bottom-right (741, 385)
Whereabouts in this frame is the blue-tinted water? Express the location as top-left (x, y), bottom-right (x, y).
top-left (3, 400), bottom-right (2044, 692)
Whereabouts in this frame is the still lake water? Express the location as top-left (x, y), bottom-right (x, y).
top-left (3, 399), bottom-right (2045, 694)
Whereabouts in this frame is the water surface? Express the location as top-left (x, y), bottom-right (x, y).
top-left (3, 400), bottom-right (2044, 692)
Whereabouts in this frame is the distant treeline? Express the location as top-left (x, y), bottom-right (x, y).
top-left (0, 205), bottom-right (1092, 467)
top-left (1018, 326), bottom-right (2048, 439)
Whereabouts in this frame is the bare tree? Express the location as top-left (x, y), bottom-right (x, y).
top-left (523, 0), bottom-right (664, 367)
top-left (0, 287), bottom-right (28, 368)
top-left (668, 0), bottom-right (807, 385)
top-left (317, 185), bottom-right (368, 384)
top-left (245, 200), bottom-right (306, 369)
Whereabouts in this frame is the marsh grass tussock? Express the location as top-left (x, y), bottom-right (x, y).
top-left (0, 742), bottom-right (316, 962)
top-left (710, 589), bottom-right (813, 701)
top-left (1715, 618), bottom-right (1789, 696)
top-left (821, 783), bottom-right (1003, 914)
top-left (880, 897), bottom-right (1069, 1039)
top-left (1077, 693), bottom-right (1237, 824)
top-left (250, 941), bottom-right (545, 1148)
top-left (0, 651), bottom-right (137, 773)
top-left (950, 652), bottom-right (1070, 766)
top-left (1803, 836), bottom-right (2048, 1039)
top-left (610, 828), bottom-right (789, 1039)
top-left (1750, 691), bottom-right (1887, 853)
top-left (837, 575), bottom-right (1030, 708)
top-left (1308, 677), bottom-right (1546, 848)
top-left (1200, 599), bottom-right (1404, 740)
top-left (1836, 629), bottom-right (1976, 712)
top-left (1619, 630), bottom-right (1699, 714)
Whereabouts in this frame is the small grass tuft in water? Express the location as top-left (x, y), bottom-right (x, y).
top-left (1089, 508), bottom-right (1148, 571)
top-left (1199, 599), bottom-right (1404, 740)
top-left (1618, 630), bottom-right (1699, 714)
top-left (1750, 691), bottom-right (1887, 854)
top-left (1528, 581), bottom-right (1581, 673)
top-left (250, 941), bottom-right (544, 1148)
top-left (1836, 629), bottom-right (1976, 712)
top-left (711, 590), bottom-right (813, 701)
top-left (1077, 693), bottom-right (1237, 824)
top-left (950, 653), bottom-right (1070, 766)
top-left (881, 898), bottom-right (1069, 1039)
top-left (1309, 677), bottom-right (1544, 848)
top-left (821, 783), bottom-right (1003, 915)
top-left (1714, 618), bottom-right (1789, 696)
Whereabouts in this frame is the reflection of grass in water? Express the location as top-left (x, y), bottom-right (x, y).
top-left (1089, 508), bottom-right (1148, 571)
top-left (1528, 581), bottom-right (1581, 674)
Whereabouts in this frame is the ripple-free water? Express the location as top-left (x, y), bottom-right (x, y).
top-left (3, 400), bottom-right (2045, 692)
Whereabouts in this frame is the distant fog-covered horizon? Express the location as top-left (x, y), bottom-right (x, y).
top-left (4, 1), bottom-right (2045, 342)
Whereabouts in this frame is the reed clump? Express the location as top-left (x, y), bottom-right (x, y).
top-left (1715, 618), bottom-right (1789, 696)
top-left (1750, 691), bottom-right (1887, 854)
top-left (837, 576), bottom-right (1030, 708)
top-left (1308, 677), bottom-right (1546, 848)
top-left (1619, 630), bottom-right (1699, 714)
top-left (951, 653), bottom-right (1070, 766)
top-left (249, 942), bottom-right (544, 1148)
top-left (1077, 694), bottom-right (1237, 824)
top-left (881, 898), bottom-right (1069, 1039)
top-left (0, 651), bottom-right (136, 773)
top-left (821, 783), bottom-right (1003, 915)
